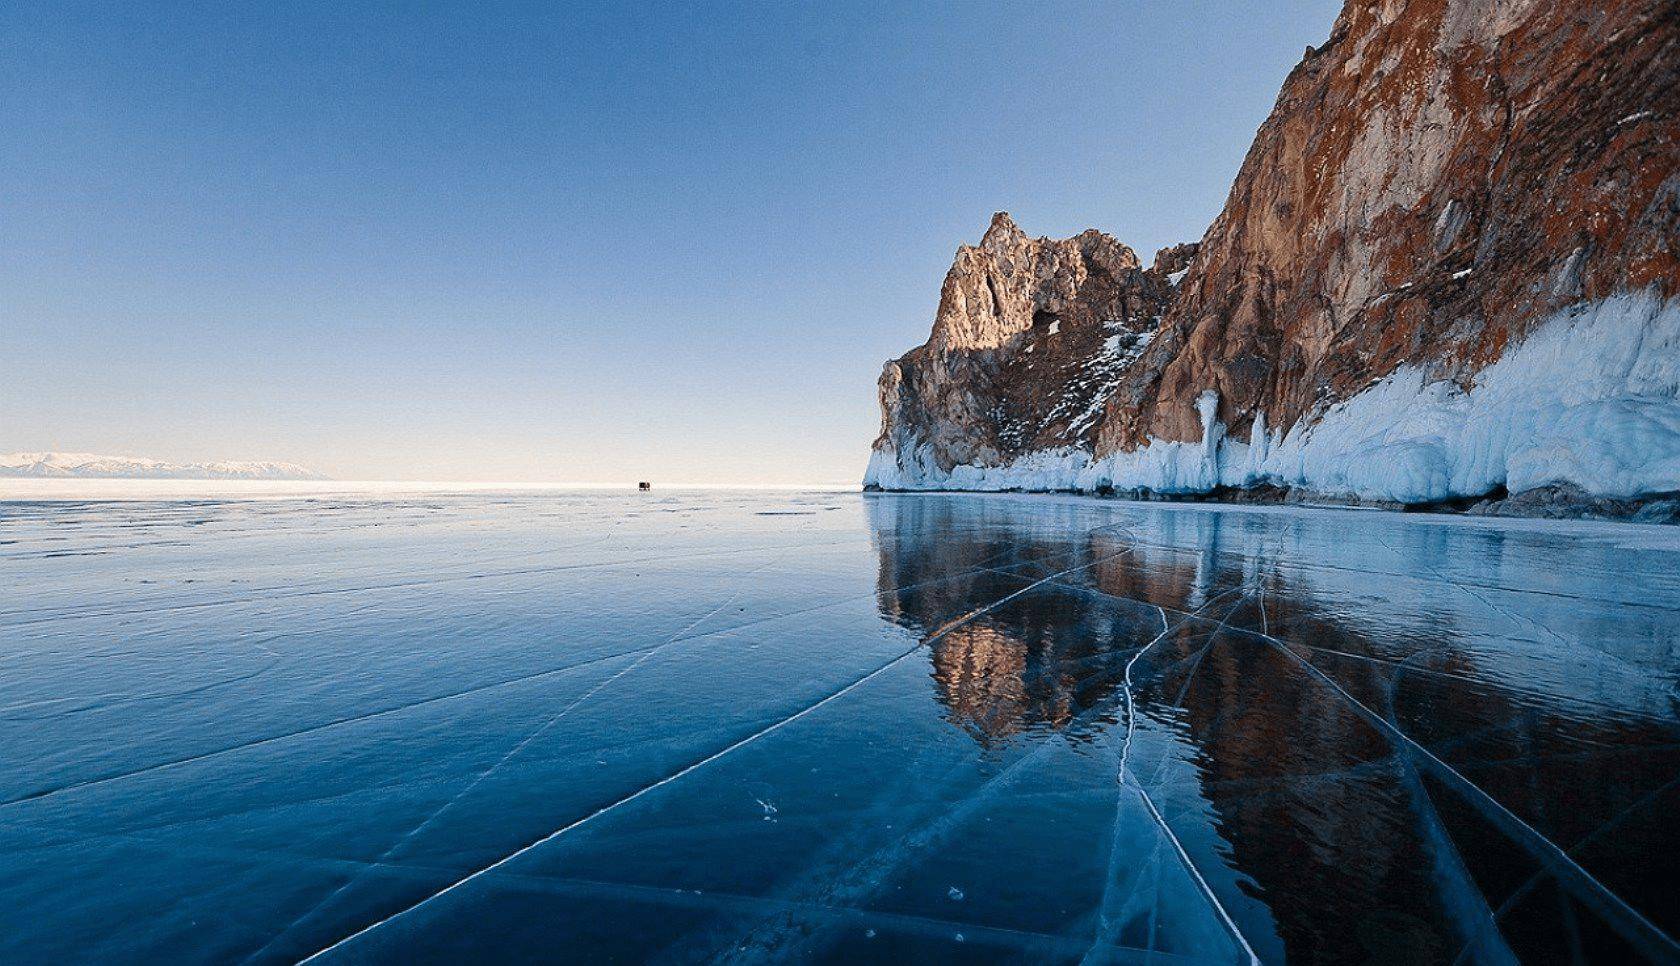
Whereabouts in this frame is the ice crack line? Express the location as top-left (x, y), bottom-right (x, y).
top-left (698, 587), bottom-right (1246, 962)
top-left (297, 541), bottom-right (1142, 963)
top-left (0, 632), bottom-right (284, 721)
top-left (0, 536), bottom-right (866, 628)
top-left (0, 554), bottom-right (1014, 812)
top-left (1116, 606), bottom-right (1172, 789)
top-left (1133, 787), bottom-right (1260, 966)
top-left (0, 646), bottom-right (654, 810)
top-left (1383, 651), bottom-right (1520, 966)
top-left (1090, 591), bottom-right (1259, 966)
top-left (1250, 625), bottom-right (1680, 962)
top-left (244, 554), bottom-right (787, 964)
top-left (1460, 771), bottom-right (1680, 965)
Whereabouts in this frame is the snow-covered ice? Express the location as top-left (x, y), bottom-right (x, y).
top-left (2, 489), bottom-right (1678, 962)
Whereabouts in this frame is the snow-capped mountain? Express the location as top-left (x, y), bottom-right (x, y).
top-left (867, 0), bottom-right (1680, 513)
top-left (0, 452), bottom-right (327, 480)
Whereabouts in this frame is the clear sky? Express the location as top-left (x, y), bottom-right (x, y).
top-left (3, 1), bottom-right (1340, 484)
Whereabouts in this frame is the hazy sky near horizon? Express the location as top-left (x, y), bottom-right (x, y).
top-left (4, 0), bottom-right (1340, 484)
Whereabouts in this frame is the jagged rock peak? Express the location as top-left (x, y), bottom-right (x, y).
top-left (870, 215), bottom-right (1187, 484)
top-left (978, 211), bottom-right (1029, 253)
top-left (929, 213), bottom-right (1144, 353)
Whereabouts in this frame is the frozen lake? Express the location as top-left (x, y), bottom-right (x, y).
top-left (3, 489), bottom-right (1679, 963)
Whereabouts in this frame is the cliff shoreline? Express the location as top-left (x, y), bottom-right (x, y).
top-left (865, 0), bottom-right (1679, 521)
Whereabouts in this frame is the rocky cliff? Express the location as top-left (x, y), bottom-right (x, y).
top-left (867, 0), bottom-right (1680, 508)
top-left (867, 214), bottom-right (1191, 490)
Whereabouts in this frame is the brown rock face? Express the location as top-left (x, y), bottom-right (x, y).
top-left (872, 213), bottom-right (1188, 476)
top-left (1100, 0), bottom-right (1680, 453)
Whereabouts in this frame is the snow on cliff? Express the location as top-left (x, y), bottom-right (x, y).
top-left (867, 293), bottom-right (1680, 502)
top-left (0, 452), bottom-right (327, 480)
top-left (865, 0), bottom-right (1679, 508)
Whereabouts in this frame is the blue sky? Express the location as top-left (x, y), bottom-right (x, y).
top-left (2, 0), bottom-right (1339, 483)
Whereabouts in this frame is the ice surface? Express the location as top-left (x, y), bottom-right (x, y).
top-left (2, 489), bottom-right (1679, 962)
top-left (867, 292), bottom-right (1680, 503)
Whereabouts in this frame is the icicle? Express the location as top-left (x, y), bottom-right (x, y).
top-left (1196, 390), bottom-right (1221, 454)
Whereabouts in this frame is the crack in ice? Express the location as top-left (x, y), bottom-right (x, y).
top-left (1246, 624), bottom-right (1680, 961)
top-left (296, 535), bottom-right (1145, 963)
top-left (1088, 591), bottom-right (1259, 966)
top-left (0, 556), bottom-right (1019, 811)
top-left (242, 553), bottom-right (791, 963)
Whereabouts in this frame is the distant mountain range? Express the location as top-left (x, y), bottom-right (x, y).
top-left (0, 452), bottom-right (327, 480)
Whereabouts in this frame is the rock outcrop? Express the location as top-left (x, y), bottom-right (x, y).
top-left (867, 215), bottom-right (1190, 490)
top-left (867, 0), bottom-right (1680, 509)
